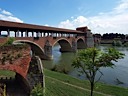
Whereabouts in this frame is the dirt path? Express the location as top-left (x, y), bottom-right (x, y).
top-left (46, 76), bottom-right (113, 96)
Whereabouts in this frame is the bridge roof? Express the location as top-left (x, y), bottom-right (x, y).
top-left (0, 20), bottom-right (84, 33)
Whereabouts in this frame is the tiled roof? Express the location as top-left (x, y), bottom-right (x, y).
top-left (0, 20), bottom-right (83, 33)
top-left (76, 26), bottom-right (91, 32)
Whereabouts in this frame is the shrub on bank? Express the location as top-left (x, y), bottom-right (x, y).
top-left (124, 42), bottom-right (128, 47)
top-left (30, 83), bottom-right (44, 96)
top-left (51, 64), bottom-right (70, 74)
top-left (112, 40), bottom-right (122, 46)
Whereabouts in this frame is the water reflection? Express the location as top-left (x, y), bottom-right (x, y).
top-left (43, 44), bottom-right (75, 72)
top-left (43, 45), bottom-right (128, 87)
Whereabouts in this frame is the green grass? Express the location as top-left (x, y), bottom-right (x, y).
top-left (0, 70), bottom-right (15, 77)
top-left (95, 83), bottom-right (128, 96)
top-left (44, 68), bottom-right (90, 89)
top-left (44, 69), bottom-right (128, 96)
top-left (45, 76), bottom-right (103, 96)
top-left (1, 69), bottom-right (128, 96)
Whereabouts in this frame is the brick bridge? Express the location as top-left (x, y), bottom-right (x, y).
top-left (0, 20), bottom-right (94, 94)
top-left (0, 20), bottom-right (94, 60)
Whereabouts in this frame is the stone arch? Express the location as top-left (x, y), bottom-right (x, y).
top-left (77, 38), bottom-right (86, 49)
top-left (13, 40), bottom-right (46, 59)
top-left (53, 38), bottom-right (72, 52)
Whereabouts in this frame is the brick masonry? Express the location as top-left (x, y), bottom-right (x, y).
top-left (0, 45), bottom-right (31, 78)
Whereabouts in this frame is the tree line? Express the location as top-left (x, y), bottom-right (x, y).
top-left (95, 33), bottom-right (128, 39)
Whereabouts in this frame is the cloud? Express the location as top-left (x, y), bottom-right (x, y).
top-left (58, 16), bottom-right (88, 29)
top-left (58, 0), bottom-right (128, 35)
top-left (0, 8), bottom-right (23, 23)
top-left (114, 0), bottom-right (128, 13)
top-left (2, 10), bottom-right (13, 16)
top-left (44, 24), bottom-right (50, 26)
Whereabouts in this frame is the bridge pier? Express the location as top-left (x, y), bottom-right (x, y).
top-left (72, 40), bottom-right (77, 52)
top-left (44, 40), bottom-right (53, 60)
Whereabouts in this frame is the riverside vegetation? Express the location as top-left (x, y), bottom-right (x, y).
top-left (72, 48), bottom-right (124, 96)
top-left (44, 69), bottom-right (128, 96)
top-left (0, 38), bottom-right (128, 96)
top-left (0, 69), bottom-right (128, 96)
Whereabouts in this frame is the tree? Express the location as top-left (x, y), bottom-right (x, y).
top-left (72, 48), bottom-right (124, 96)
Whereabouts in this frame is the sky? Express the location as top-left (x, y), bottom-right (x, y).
top-left (0, 0), bottom-right (128, 35)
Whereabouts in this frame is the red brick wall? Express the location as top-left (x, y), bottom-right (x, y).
top-left (0, 45), bottom-right (31, 78)
top-left (0, 36), bottom-right (86, 48)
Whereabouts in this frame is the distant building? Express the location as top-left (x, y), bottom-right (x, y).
top-left (93, 34), bottom-right (101, 45)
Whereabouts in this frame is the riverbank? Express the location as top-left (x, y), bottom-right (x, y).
top-left (0, 69), bottom-right (128, 96)
top-left (43, 45), bottom-right (128, 87)
top-left (44, 69), bottom-right (128, 96)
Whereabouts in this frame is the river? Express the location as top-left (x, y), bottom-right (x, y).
top-left (43, 44), bottom-right (128, 87)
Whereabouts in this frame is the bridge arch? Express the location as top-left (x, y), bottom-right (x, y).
top-left (77, 38), bottom-right (86, 49)
top-left (53, 38), bottom-right (72, 52)
top-left (13, 40), bottom-right (46, 59)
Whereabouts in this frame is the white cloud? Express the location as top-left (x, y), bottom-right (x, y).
top-left (58, 0), bottom-right (128, 35)
top-left (44, 24), bottom-right (50, 26)
top-left (0, 8), bottom-right (23, 23)
top-left (114, 0), bottom-right (128, 13)
top-left (2, 10), bottom-right (13, 16)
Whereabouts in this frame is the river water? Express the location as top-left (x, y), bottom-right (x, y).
top-left (43, 44), bottom-right (128, 87)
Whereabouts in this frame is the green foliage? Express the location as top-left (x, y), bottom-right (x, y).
top-left (31, 83), bottom-right (44, 96)
top-left (98, 48), bottom-right (124, 67)
top-left (4, 37), bottom-right (15, 45)
top-left (116, 41), bottom-right (122, 46)
top-left (0, 37), bottom-right (15, 46)
top-left (51, 64), bottom-right (70, 74)
top-left (72, 47), bottom-right (124, 96)
top-left (112, 40), bottom-right (122, 46)
top-left (124, 42), bottom-right (128, 47)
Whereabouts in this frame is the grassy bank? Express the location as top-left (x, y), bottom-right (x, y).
top-left (44, 69), bottom-right (128, 96)
top-left (0, 69), bottom-right (128, 96)
top-left (0, 70), bottom-right (15, 77)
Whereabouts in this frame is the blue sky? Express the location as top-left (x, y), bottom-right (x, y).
top-left (0, 0), bottom-right (128, 34)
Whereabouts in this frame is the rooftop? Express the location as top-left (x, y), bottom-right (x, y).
top-left (0, 20), bottom-right (84, 33)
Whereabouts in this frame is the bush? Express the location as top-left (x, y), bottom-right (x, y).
top-left (112, 40), bottom-right (122, 46)
top-left (124, 42), bottom-right (128, 47)
top-left (116, 41), bottom-right (122, 46)
top-left (30, 83), bottom-right (44, 96)
top-left (4, 37), bottom-right (15, 45)
top-left (51, 65), bottom-right (70, 74)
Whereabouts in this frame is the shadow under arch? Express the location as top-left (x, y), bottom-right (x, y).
top-left (13, 40), bottom-right (46, 59)
top-left (0, 69), bottom-right (30, 95)
top-left (53, 38), bottom-right (72, 52)
top-left (77, 38), bottom-right (86, 49)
